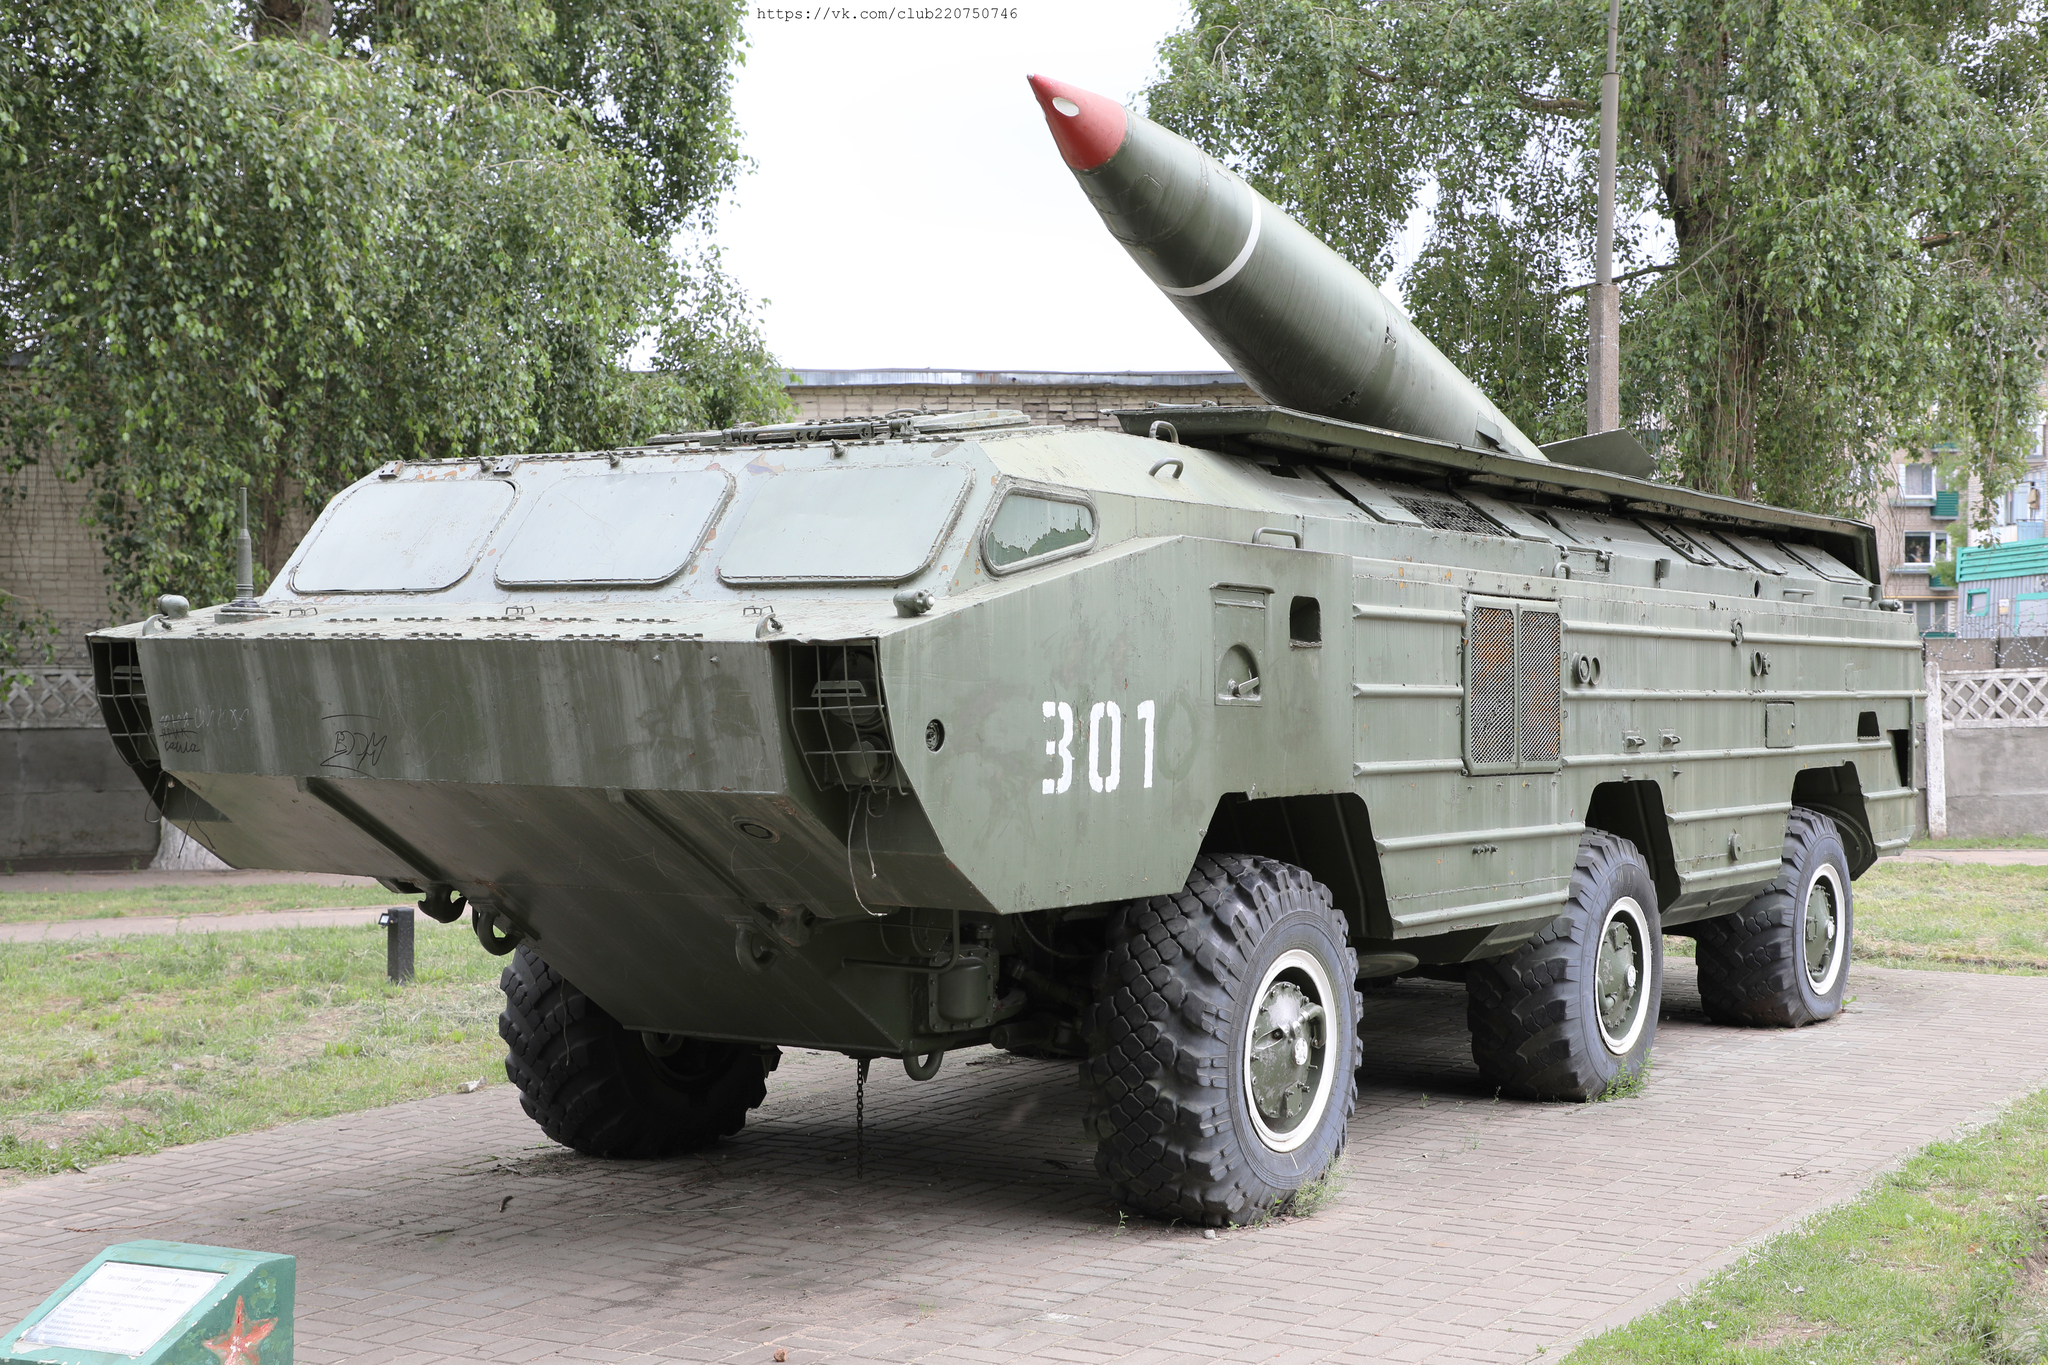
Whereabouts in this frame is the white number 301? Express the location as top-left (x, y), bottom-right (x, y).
top-left (1042, 699), bottom-right (1155, 795)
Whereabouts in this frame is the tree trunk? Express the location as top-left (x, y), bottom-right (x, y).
top-left (1656, 10), bottom-right (1760, 502)
top-left (255, 462), bottom-right (294, 590)
top-left (249, 1), bottom-right (333, 40)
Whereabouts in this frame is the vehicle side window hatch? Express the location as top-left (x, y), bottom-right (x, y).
top-left (1317, 468), bottom-right (1426, 526)
top-left (1459, 492), bottom-right (1568, 544)
top-left (1540, 507), bottom-right (1679, 562)
top-left (1642, 518), bottom-right (1749, 569)
top-left (495, 470), bottom-right (733, 587)
top-left (1779, 541), bottom-right (1867, 584)
top-left (1718, 532), bottom-right (1799, 576)
top-left (1321, 469), bottom-right (1507, 537)
top-left (982, 490), bottom-right (1097, 574)
top-left (719, 465), bottom-right (972, 585)
top-left (1244, 462), bottom-right (1369, 522)
top-left (291, 478), bottom-right (515, 594)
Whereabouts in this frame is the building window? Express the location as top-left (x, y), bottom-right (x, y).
top-left (1901, 464), bottom-right (1938, 500)
top-left (1912, 599), bottom-right (1949, 635)
top-left (1968, 590), bottom-right (1989, 616)
top-left (1902, 531), bottom-right (1948, 564)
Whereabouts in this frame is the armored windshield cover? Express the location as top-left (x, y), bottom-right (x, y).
top-left (984, 492), bottom-right (1095, 571)
top-left (292, 479), bottom-right (514, 593)
top-left (719, 465), bottom-right (971, 584)
top-left (496, 470), bottom-right (732, 587)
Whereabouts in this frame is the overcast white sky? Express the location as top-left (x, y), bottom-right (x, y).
top-left (709, 1), bottom-right (1235, 373)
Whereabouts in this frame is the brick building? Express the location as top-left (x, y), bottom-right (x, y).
top-left (1, 457), bottom-right (114, 669)
top-left (780, 368), bottom-right (1256, 429)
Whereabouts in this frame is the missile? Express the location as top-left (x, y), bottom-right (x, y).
top-left (1028, 74), bottom-right (1550, 464)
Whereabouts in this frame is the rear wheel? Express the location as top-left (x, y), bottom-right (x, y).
top-left (1467, 833), bottom-right (1663, 1101)
top-left (1694, 809), bottom-right (1853, 1027)
top-left (499, 946), bottom-right (778, 1157)
top-left (1084, 854), bottom-right (1361, 1226)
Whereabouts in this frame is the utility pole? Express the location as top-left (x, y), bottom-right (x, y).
top-left (1586, 0), bottom-right (1622, 435)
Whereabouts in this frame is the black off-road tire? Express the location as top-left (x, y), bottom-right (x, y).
top-left (1083, 854), bottom-right (1362, 1227)
top-left (1693, 809), bottom-right (1854, 1028)
top-left (1468, 833), bottom-right (1663, 1101)
top-left (499, 946), bottom-right (778, 1157)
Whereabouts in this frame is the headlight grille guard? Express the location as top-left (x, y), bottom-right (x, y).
top-left (786, 640), bottom-right (910, 794)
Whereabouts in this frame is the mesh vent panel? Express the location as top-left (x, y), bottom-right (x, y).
top-left (91, 639), bottom-right (159, 770)
top-left (787, 641), bottom-right (908, 792)
top-left (1518, 611), bottom-right (1562, 764)
top-left (1469, 606), bottom-right (1516, 766)
top-left (1396, 494), bottom-right (1504, 538)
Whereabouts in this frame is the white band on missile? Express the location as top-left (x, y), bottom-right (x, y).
top-left (1161, 181), bottom-right (1262, 298)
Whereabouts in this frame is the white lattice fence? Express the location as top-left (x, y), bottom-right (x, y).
top-left (1941, 669), bottom-right (2048, 729)
top-left (1, 669), bottom-right (103, 728)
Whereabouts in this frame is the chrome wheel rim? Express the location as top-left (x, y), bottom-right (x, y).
top-left (1243, 947), bottom-right (1336, 1154)
top-left (1803, 863), bottom-right (1846, 994)
top-left (1594, 897), bottom-right (1651, 1055)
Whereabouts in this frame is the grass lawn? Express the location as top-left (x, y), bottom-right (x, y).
top-left (0, 881), bottom-right (397, 926)
top-left (1852, 861), bottom-right (2048, 973)
top-left (1911, 834), bottom-right (2048, 851)
top-left (1566, 1090), bottom-right (2048, 1364)
top-left (0, 922), bottom-right (505, 1180)
top-left (1663, 861), bottom-right (2048, 974)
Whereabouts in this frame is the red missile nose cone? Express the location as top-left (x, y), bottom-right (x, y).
top-left (1027, 74), bottom-right (1128, 171)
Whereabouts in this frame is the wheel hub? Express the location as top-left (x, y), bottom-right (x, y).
top-left (1243, 949), bottom-right (1336, 1152)
top-left (1594, 898), bottom-right (1649, 1055)
top-left (1803, 866), bottom-right (1845, 992)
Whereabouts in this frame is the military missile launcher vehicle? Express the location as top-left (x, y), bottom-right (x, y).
top-left (91, 76), bottom-right (1921, 1226)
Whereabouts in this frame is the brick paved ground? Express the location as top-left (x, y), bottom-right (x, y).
top-left (4, 960), bottom-right (2046, 1364)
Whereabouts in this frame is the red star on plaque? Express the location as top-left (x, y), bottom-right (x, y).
top-left (203, 1296), bottom-right (278, 1365)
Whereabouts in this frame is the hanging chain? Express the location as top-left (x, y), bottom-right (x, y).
top-left (855, 1056), bottom-right (870, 1179)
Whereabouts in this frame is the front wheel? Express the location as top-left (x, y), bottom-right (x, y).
top-left (1467, 833), bottom-right (1664, 1101)
top-left (1084, 854), bottom-right (1362, 1227)
top-left (499, 946), bottom-right (778, 1158)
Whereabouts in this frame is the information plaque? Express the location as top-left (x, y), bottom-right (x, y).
top-left (1, 1241), bottom-right (293, 1365)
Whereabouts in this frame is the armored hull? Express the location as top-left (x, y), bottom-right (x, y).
top-left (95, 407), bottom-right (1917, 1049)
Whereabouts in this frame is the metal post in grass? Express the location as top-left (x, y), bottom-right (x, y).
top-left (378, 908), bottom-right (415, 984)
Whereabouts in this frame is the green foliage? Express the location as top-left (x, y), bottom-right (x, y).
top-left (330, 0), bottom-right (751, 241)
top-left (1593, 1056), bottom-right (1651, 1102)
top-left (0, 1), bottom-right (789, 612)
top-left (1145, 0), bottom-right (2048, 515)
top-left (1276, 1162), bottom-right (1345, 1217)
